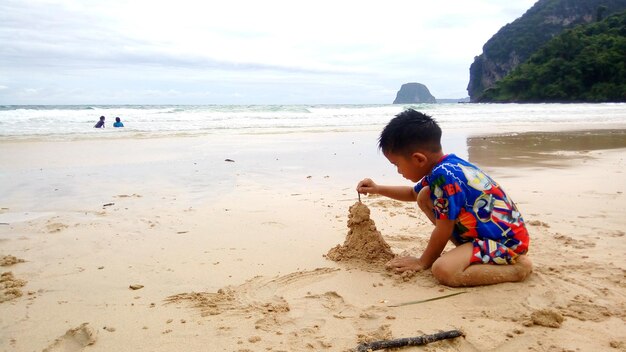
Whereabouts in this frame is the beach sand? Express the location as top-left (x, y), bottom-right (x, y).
top-left (1, 129), bottom-right (625, 351)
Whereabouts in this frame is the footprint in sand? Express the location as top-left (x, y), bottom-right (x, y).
top-left (526, 219), bottom-right (550, 228)
top-left (42, 323), bottom-right (97, 352)
top-left (606, 230), bottom-right (625, 237)
top-left (370, 199), bottom-right (403, 208)
top-left (46, 222), bottom-right (68, 233)
top-left (114, 194), bottom-right (142, 198)
top-left (559, 294), bottom-right (621, 322)
top-left (165, 267), bottom-right (401, 351)
top-left (554, 233), bottom-right (596, 249)
top-left (165, 268), bottom-right (340, 317)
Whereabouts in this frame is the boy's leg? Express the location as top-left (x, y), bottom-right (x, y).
top-left (431, 243), bottom-right (532, 287)
top-left (417, 187), bottom-right (464, 246)
top-left (417, 187), bottom-right (436, 225)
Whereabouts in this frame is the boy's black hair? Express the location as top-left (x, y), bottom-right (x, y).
top-left (378, 109), bottom-right (442, 156)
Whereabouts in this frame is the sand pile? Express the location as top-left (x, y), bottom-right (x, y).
top-left (1, 255), bottom-right (25, 266)
top-left (528, 308), bottom-right (564, 328)
top-left (326, 202), bottom-right (394, 265)
top-left (0, 271), bottom-right (26, 303)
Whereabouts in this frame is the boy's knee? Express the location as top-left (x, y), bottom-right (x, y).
top-left (431, 259), bottom-right (460, 287)
top-left (515, 255), bottom-right (533, 281)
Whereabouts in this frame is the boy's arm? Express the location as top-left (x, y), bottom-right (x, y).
top-left (418, 219), bottom-right (456, 269)
top-left (386, 218), bottom-right (456, 272)
top-left (357, 178), bottom-right (417, 202)
top-left (375, 185), bottom-right (417, 202)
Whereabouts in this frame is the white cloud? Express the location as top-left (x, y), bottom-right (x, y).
top-left (0, 0), bottom-right (537, 104)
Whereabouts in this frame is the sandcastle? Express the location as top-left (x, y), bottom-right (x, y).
top-left (326, 201), bottom-right (394, 265)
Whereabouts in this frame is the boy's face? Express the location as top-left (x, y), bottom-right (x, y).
top-left (384, 151), bottom-right (429, 183)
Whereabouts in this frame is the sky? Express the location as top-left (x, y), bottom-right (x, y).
top-left (0, 0), bottom-right (538, 105)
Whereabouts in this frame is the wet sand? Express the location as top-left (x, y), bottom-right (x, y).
top-left (468, 129), bottom-right (626, 167)
top-left (1, 128), bottom-right (625, 351)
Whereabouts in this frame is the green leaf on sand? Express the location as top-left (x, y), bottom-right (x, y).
top-left (387, 291), bottom-right (466, 307)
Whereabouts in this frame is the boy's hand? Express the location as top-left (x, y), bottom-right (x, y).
top-left (385, 256), bottom-right (425, 273)
top-left (357, 178), bottom-right (378, 195)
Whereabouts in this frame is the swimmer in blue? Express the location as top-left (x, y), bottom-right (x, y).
top-left (113, 117), bottom-right (124, 128)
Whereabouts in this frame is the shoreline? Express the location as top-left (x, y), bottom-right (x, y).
top-left (1, 127), bottom-right (625, 351)
top-left (2, 102), bottom-right (626, 142)
top-left (3, 121), bottom-right (626, 143)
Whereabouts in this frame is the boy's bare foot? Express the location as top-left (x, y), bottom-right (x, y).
top-left (385, 256), bottom-right (425, 273)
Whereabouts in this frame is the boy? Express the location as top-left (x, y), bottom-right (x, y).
top-left (94, 116), bottom-right (105, 128)
top-left (113, 117), bottom-right (124, 128)
top-left (357, 109), bottom-right (532, 287)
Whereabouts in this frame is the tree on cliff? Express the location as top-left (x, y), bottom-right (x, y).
top-left (467, 0), bottom-right (626, 102)
top-left (479, 11), bottom-right (626, 102)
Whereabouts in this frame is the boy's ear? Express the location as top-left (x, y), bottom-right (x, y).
top-left (410, 152), bottom-right (428, 165)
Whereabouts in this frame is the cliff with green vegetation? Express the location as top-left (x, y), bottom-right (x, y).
top-left (480, 12), bottom-right (626, 102)
top-left (467, 0), bottom-right (626, 102)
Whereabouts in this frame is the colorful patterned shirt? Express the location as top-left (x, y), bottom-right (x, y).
top-left (414, 154), bottom-right (529, 264)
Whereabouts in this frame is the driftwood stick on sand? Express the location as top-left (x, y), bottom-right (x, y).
top-left (355, 329), bottom-right (464, 352)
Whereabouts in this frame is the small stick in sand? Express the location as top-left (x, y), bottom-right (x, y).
top-left (355, 329), bottom-right (464, 352)
top-left (358, 192), bottom-right (361, 203)
top-left (386, 291), bottom-right (466, 307)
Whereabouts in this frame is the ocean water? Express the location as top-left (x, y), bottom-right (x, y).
top-left (0, 103), bottom-right (625, 140)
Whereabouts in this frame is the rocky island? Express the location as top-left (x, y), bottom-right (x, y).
top-left (393, 82), bottom-right (436, 104)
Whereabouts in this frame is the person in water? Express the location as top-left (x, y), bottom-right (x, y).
top-left (113, 117), bottom-right (124, 128)
top-left (94, 116), bottom-right (105, 128)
